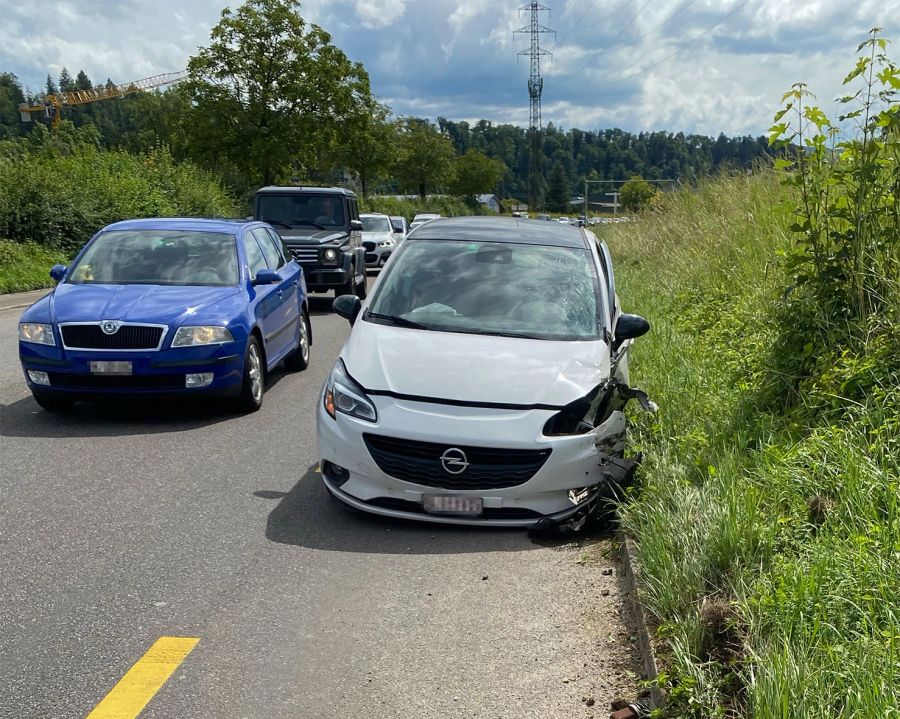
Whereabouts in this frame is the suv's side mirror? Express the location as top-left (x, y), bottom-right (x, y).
top-left (614, 313), bottom-right (650, 347)
top-left (333, 294), bottom-right (362, 324)
top-left (253, 269), bottom-right (281, 286)
top-left (350, 220), bottom-right (364, 232)
top-left (50, 264), bottom-right (67, 282)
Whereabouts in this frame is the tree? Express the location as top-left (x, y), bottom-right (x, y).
top-left (620, 176), bottom-right (658, 211)
top-left (0, 73), bottom-right (26, 139)
top-left (45, 74), bottom-right (58, 96)
top-left (75, 70), bottom-right (93, 91)
top-left (393, 118), bottom-right (456, 198)
top-left (448, 149), bottom-right (506, 202)
top-left (58, 68), bottom-right (75, 93)
top-left (183, 0), bottom-right (371, 186)
top-left (546, 162), bottom-right (570, 212)
top-left (334, 98), bottom-right (398, 197)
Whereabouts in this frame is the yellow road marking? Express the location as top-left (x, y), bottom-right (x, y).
top-left (85, 636), bottom-right (199, 719)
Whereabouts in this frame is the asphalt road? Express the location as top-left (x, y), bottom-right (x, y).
top-left (0, 289), bottom-right (639, 719)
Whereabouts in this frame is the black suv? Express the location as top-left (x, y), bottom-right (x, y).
top-left (253, 186), bottom-right (367, 298)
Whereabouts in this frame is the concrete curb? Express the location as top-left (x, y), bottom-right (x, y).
top-left (617, 527), bottom-right (665, 710)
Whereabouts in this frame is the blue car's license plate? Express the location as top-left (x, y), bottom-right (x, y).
top-left (89, 361), bottom-right (132, 375)
top-left (422, 495), bottom-right (483, 516)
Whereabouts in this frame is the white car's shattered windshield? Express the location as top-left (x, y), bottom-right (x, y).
top-left (366, 240), bottom-right (601, 340)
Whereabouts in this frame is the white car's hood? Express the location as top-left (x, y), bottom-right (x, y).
top-left (342, 319), bottom-right (610, 407)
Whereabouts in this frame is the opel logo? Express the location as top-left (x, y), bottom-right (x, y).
top-left (440, 448), bottom-right (469, 475)
top-left (100, 320), bottom-right (121, 335)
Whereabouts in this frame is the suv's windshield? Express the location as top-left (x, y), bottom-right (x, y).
top-left (361, 216), bottom-right (391, 232)
top-left (366, 240), bottom-right (600, 341)
top-left (257, 194), bottom-right (346, 228)
top-left (67, 230), bottom-right (239, 286)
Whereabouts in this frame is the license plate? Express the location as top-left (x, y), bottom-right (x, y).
top-left (423, 495), bottom-right (483, 516)
top-left (89, 361), bottom-right (132, 375)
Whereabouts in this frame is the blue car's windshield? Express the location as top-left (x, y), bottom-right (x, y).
top-left (68, 230), bottom-right (239, 287)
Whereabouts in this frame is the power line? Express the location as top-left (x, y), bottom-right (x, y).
top-left (552, 0), bottom-right (601, 49)
top-left (592, 0), bottom-right (653, 58)
top-left (604, 0), bottom-right (697, 53)
top-left (583, 0), bottom-right (749, 85)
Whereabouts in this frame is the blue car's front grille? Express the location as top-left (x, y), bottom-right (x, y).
top-left (47, 373), bottom-right (184, 389)
top-left (61, 324), bottom-right (165, 350)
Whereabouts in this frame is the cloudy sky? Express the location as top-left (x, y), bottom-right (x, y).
top-left (1, 0), bottom-right (898, 137)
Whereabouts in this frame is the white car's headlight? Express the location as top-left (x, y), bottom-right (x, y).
top-left (324, 359), bottom-right (377, 422)
top-left (377, 238), bottom-right (394, 247)
top-left (172, 326), bottom-right (234, 347)
top-left (19, 323), bottom-right (55, 346)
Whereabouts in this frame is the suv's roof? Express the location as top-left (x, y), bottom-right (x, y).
top-left (256, 186), bottom-right (356, 197)
top-left (409, 216), bottom-right (589, 248)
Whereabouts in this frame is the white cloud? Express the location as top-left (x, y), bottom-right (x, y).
top-left (354, 0), bottom-right (406, 29)
top-left (1, 0), bottom-right (899, 136)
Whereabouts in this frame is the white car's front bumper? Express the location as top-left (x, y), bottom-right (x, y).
top-left (316, 390), bottom-right (626, 527)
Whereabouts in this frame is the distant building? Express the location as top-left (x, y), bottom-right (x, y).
top-left (476, 194), bottom-right (503, 213)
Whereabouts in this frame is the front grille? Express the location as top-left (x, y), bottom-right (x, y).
top-left (363, 434), bottom-right (552, 490)
top-left (48, 373), bottom-right (183, 389)
top-left (363, 241), bottom-right (376, 251)
top-left (288, 246), bottom-right (320, 265)
top-left (61, 324), bottom-right (165, 350)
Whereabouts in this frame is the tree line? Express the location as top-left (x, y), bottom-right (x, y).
top-left (0, 0), bottom-right (771, 210)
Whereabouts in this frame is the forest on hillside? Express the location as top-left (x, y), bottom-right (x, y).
top-left (1, 64), bottom-right (768, 205)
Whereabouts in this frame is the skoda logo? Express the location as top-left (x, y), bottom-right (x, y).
top-left (100, 320), bottom-right (121, 335)
top-left (440, 448), bottom-right (469, 475)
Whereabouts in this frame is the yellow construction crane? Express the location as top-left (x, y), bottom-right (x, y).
top-left (18, 71), bottom-right (188, 128)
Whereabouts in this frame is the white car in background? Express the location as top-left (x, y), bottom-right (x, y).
top-left (409, 213), bottom-right (441, 232)
top-left (319, 216), bottom-right (651, 528)
top-left (360, 213), bottom-right (396, 269)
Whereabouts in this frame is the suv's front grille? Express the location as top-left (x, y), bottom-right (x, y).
top-left (60, 324), bottom-right (165, 350)
top-left (362, 434), bottom-right (551, 490)
top-left (363, 241), bottom-right (376, 251)
top-left (288, 247), bottom-right (319, 265)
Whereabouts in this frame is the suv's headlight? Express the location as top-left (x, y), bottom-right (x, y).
top-left (378, 238), bottom-right (394, 247)
top-left (172, 326), bottom-right (234, 347)
top-left (19, 323), bottom-right (55, 346)
top-left (319, 247), bottom-right (342, 266)
top-left (324, 359), bottom-right (377, 422)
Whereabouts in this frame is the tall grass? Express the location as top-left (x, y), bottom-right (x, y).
top-left (603, 169), bottom-right (899, 716)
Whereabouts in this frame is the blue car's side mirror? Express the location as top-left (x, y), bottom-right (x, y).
top-left (253, 269), bottom-right (281, 286)
top-left (50, 264), bottom-right (67, 282)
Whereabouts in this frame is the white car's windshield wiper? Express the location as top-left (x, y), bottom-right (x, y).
top-left (366, 311), bottom-right (431, 330)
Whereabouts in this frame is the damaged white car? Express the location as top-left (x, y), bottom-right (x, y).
top-left (318, 216), bottom-right (651, 528)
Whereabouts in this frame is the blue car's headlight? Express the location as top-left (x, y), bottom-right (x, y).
top-left (19, 323), bottom-right (56, 346)
top-left (172, 326), bottom-right (234, 347)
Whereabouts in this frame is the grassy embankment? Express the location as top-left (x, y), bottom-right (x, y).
top-left (604, 167), bottom-right (898, 716)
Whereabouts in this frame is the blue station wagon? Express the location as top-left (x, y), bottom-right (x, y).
top-left (18, 218), bottom-right (311, 412)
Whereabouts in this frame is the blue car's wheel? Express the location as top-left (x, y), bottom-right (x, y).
top-left (236, 336), bottom-right (264, 413)
top-left (284, 311), bottom-right (310, 371)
